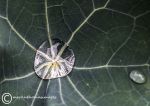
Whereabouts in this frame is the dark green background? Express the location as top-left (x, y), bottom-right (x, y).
top-left (0, 0), bottom-right (150, 106)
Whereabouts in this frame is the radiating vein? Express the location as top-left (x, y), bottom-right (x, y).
top-left (57, 0), bottom-right (110, 57)
top-left (6, 0), bottom-right (8, 17)
top-left (83, 43), bottom-right (97, 66)
top-left (72, 0), bottom-right (86, 18)
top-left (61, 8), bottom-right (72, 32)
top-left (46, 80), bottom-right (51, 94)
top-left (106, 69), bottom-right (117, 91)
top-left (87, 22), bottom-right (107, 34)
top-left (0, 72), bottom-right (34, 84)
top-left (136, 11), bottom-right (150, 18)
top-left (106, 19), bottom-right (136, 65)
top-left (67, 76), bottom-right (94, 106)
top-left (48, 4), bottom-right (62, 9)
top-left (58, 78), bottom-right (65, 104)
top-left (0, 64), bottom-right (149, 85)
top-left (45, 0), bottom-right (53, 46)
top-left (31, 80), bottom-right (43, 106)
top-left (74, 64), bottom-right (150, 70)
top-left (91, 0), bottom-right (95, 9)
top-left (0, 15), bottom-right (7, 20)
top-left (105, 8), bottom-right (134, 18)
top-left (4, 0), bottom-right (37, 51)
top-left (6, 19), bottom-right (37, 51)
top-left (37, 50), bottom-right (52, 60)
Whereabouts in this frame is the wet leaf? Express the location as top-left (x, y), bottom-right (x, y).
top-left (0, 0), bottom-right (150, 106)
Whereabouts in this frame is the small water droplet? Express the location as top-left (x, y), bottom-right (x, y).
top-left (129, 70), bottom-right (146, 84)
top-left (34, 39), bottom-right (75, 79)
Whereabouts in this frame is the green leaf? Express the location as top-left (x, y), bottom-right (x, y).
top-left (0, 0), bottom-right (150, 106)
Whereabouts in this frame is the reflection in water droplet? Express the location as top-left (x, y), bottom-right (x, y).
top-left (129, 70), bottom-right (146, 84)
top-left (34, 39), bottom-right (75, 79)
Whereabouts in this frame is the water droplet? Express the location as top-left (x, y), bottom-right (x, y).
top-left (34, 39), bottom-right (75, 79)
top-left (129, 70), bottom-right (146, 84)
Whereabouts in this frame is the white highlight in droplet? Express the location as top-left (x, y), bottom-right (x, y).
top-left (34, 39), bottom-right (75, 79)
top-left (129, 70), bottom-right (146, 84)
